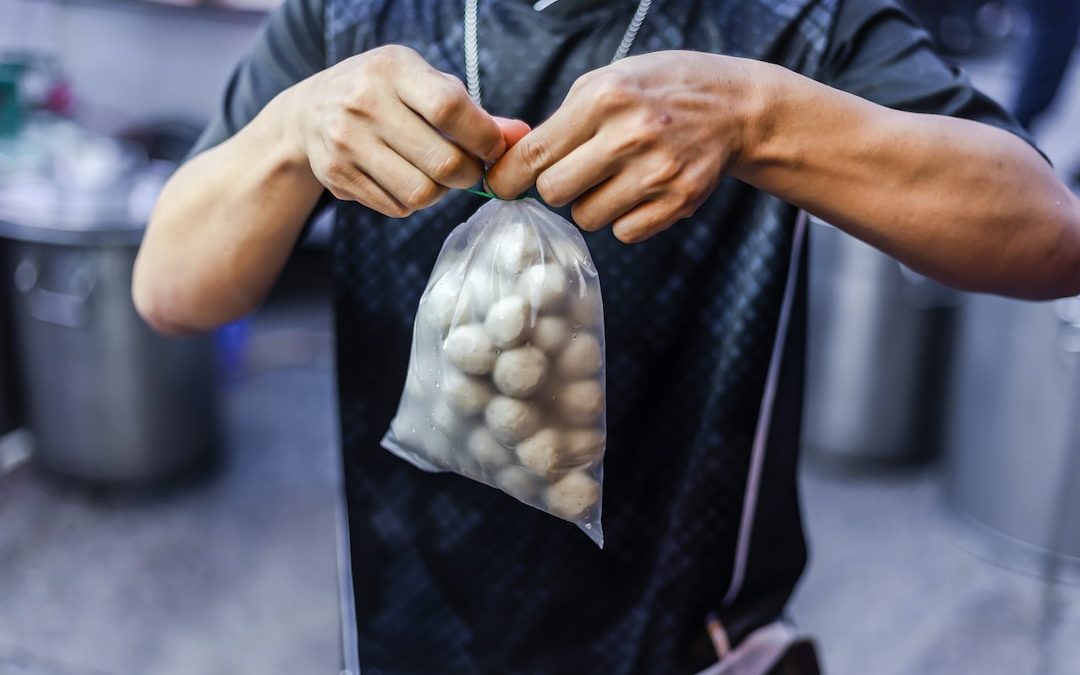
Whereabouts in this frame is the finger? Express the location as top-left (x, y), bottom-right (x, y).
top-left (354, 142), bottom-right (448, 212)
top-left (535, 136), bottom-right (619, 207)
top-left (344, 169), bottom-right (413, 218)
top-left (487, 101), bottom-right (599, 199)
top-left (494, 116), bottom-right (531, 149)
top-left (318, 149), bottom-right (411, 217)
top-left (570, 172), bottom-right (650, 233)
top-left (396, 72), bottom-right (506, 163)
top-left (611, 200), bottom-right (683, 243)
top-left (379, 108), bottom-right (484, 189)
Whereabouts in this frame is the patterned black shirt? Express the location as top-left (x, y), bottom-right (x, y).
top-left (192, 1), bottom-right (1030, 672)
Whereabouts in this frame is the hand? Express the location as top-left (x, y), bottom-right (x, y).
top-left (487, 51), bottom-right (763, 242)
top-left (283, 45), bottom-right (530, 217)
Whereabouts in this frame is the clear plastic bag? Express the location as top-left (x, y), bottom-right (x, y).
top-left (382, 198), bottom-right (606, 546)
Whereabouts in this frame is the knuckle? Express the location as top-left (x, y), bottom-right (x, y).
top-left (571, 202), bottom-right (603, 231)
top-left (382, 201), bottom-right (413, 218)
top-left (613, 226), bottom-right (642, 244)
top-left (675, 191), bottom-right (703, 219)
top-left (684, 198), bottom-right (705, 218)
top-left (325, 120), bottom-right (352, 151)
top-left (323, 159), bottom-right (351, 184)
top-left (591, 73), bottom-right (635, 111)
top-left (343, 80), bottom-right (380, 114)
top-left (326, 185), bottom-right (350, 201)
top-left (428, 82), bottom-right (468, 128)
top-left (646, 155), bottom-right (684, 188)
top-left (518, 135), bottom-right (551, 171)
top-left (535, 173), bottom-right (564, 206)
top-left (430, 151), bottom-right (467, 184)
top-left (405, 179), bottom-right (443, 209)
top-left (569, 70), bottom-right (598, 95)
top-left (368, 44), bottom-right (414, 69)
top-left (685, 180), bottom-right (711, 206)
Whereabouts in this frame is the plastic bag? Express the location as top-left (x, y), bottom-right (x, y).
top-left (382, 198), bottom-right (606, 546)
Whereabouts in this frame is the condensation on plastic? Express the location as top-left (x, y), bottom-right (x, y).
top-left (381, 198), bottom-right (606, 546)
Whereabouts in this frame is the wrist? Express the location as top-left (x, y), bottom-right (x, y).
top-left (724, 59), bottom-right (794, 182)
top-left (257, 80), bottom-right (317, 179)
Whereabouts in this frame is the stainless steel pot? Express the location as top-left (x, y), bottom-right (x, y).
top-left (945, 294), bottom-right (1080, 581)
top-left (2, 228), bottom-right (218, 485)
top-left (802, 221), bottom-right (959, 466)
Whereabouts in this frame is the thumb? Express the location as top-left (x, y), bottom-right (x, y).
top-left (493, 116), bottom-right (531, 151)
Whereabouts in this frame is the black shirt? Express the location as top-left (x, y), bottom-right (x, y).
top-left (191, 2), bottom-right (1031, 673)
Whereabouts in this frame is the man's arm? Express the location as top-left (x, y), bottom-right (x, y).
top-left (487, 50), bottom-right (1080, 300)
top-left (132, 93), bottom-right (323, 335)
top-left (738, 66), bottom-right (1080, 299)
top-left (134, 0), bottom-right (526, 335)
top-left (134, 46), bottom-right (518, 335)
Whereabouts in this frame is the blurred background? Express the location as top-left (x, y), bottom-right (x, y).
top-left (0, 1), bottom-right (1078, 674)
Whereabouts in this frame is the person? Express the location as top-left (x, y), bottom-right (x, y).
top-left (132, 0), bottom-right (1080, 672)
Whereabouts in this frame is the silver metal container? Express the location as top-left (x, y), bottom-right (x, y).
top-left (0, 124), bottom-right (218, 485)
top-left (945, 294), bottom-right (1080, 581)
top-left (802, 221), bottom-right (959, 466)
top-left (1, 221), bottom-right (219, 485)
top-left (0, 216), bottom-right (221, 483)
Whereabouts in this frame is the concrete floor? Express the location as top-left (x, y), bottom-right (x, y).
top-left (790, 466), bottom-right (1080, 675)
top-left (0, 293), bottom-right (343, 675)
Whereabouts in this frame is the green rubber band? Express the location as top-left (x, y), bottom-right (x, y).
top-left (466, 186), bottom-right (529, 199)
top-left (464, 167), bottom-right (529, 201)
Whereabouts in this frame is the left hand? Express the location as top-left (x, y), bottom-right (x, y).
top-left (487, 51), bottom-right (763, 242)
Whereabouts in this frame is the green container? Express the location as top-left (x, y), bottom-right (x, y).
top-left (0, 62), bottom-right (26, 138)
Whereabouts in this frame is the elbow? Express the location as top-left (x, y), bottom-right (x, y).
top-left (131, 252), bottom-right (206, 337)
top-left (994, 194), bottom-right (1080, 301)
top-left (1040, 199), bottom-right (1080, 300)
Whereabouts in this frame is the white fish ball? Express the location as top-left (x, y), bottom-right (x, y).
top-left (467, 426), bottom-right (512, 468)
top-left (442, 369), bottom-right (493, 416)
top-left (425, 434), bottom-right (454, 468)
top-left (444, 324), bottom-right (496, 375)
top-left (493, 346), bottom-right (548, 398)
top-left (462, 267), bottom-right (499, 318)
top-left (516, 428), bottom-right (566, 479)
top-left (495, 465), bottom-right (539, 501)
top-left (563, 429), bottom-right (605, 466)
top-left (568, 292), bottom-right (599, 327)
top-left (422, 273), bottom-right (467, 333)
top-left (551, 237), bottom-right (589, 268)
top-left (494, 222), bottom-right (541, 274)
top-left (555, 333), bottom-right (602, 379)
top-left (531, 315), bottom-right (571, 353)
top-left (518, 263), bottom-right (569, 311)
top-left (485, 396), bottom-right (541, 445)
top-left (545, 470), bottom-right (600, 520)
top-left (484, 296), bottom-right (530, 349)
top-left (556, 380), bottom-right (604, 426)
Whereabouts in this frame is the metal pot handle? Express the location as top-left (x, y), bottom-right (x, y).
top-left (13, 258), bottom-right (95, 328)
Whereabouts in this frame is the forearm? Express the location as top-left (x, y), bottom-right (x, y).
top-left (734, 63), bottom-right (1080, 299)
top-left (133, 91), bottom-right (322, 334)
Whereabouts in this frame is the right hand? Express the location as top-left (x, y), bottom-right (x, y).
top-left (282, 44), bottom-right (530, 217)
